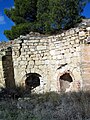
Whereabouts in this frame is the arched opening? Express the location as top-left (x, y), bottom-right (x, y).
top-left (25, 73), bottom-right (41, 90)
top-left (59, 73), bottom-right (73, 92)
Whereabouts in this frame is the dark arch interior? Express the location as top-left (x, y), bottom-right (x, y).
top-left (25, 73), bottom-right (41, 90)
top-left (59, 73), bottom-right (73, 92)
top-left (60, 73), bottom-right (73, 82)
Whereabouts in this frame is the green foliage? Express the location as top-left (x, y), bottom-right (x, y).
top-left (4, 0), bottom-right (89, 40)
top-left (4, 23), bottom-right (36, 39)
top-left (4, 0), bottom-right (37, 24)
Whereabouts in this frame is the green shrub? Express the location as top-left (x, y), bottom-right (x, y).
top-left (4, 23), bottom-right (36, 40)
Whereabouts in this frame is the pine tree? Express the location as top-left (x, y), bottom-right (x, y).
top-left (4, 0), bottom-right (89, 40)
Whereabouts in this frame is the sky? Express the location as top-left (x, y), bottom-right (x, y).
top-left (0, 0), bottom-right (90, 41)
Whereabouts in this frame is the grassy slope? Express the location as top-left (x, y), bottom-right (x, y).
top-left (0, 92), bottom-right (90, 120)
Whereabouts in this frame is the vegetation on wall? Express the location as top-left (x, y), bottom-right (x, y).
top-left (4, 0), bottom-right (89, 40)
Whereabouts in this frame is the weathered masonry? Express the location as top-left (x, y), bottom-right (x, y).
top-left (0, 19), bottom-right (90, 93)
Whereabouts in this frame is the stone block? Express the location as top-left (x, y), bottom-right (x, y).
top-left (70, 41), bottom-right (75, 45)
top-left (42, 56), bottom-right (47, 60)
top-left (28, 40), bottom-right (40, 43)
top-left (86, 27), bottom-right (90, 31)
top-left (45, 60), bottom-right (50, 65)
top-left (40, 39), bottom-right (48, 43)
top-left (30, 49), bottom-right (34, 52)
top-left (29, 60), bottom-right (35, 65)
top-left (56, 55), bottom-right (63, 60)
top-left (21, 57), bottom-right (27, 61)
top-left (20, 61), bottom-right (27, 65)
top-left (23, 46), bottom-right (28, 49)
top-left (75, 39), bottom-right (79, 44)
top-left (69, 29), bottom-right (75, 35)
top-left (79, 31), bottom-right (85, 37)
top-left (83, 84), bottom-right (90, 91)
top-left (66, 58), bottom-right (71, 63)
top-left (75, 28), bottom-right (79, 33)
top-left (50, 50), bottom-right (56, 55)
top-left (37, 46), bottom-right (47, 50)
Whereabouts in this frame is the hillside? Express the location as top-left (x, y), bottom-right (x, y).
top-left (0, 92), bottom-right (90, 120)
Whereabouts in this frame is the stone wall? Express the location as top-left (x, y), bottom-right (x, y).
top-left (0, 59), bottom-right (5, 88)
top-left (0, 19), bottom-right (90, 93)
top-left (0, 47), bottom-right (15, 89)
top-left (12, 27), bottom-right (83, 93)
top-left (81, 43), bottom-right (90, 90)
top-left (2, 47), bottom-right (15, 88)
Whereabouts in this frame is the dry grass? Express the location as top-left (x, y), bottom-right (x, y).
top-left (0, 91), bottom-right (90, 120)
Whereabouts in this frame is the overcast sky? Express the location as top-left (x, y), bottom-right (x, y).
top-left (0, 0), bottom-right (90, 41)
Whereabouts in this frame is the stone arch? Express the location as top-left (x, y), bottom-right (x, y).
top-left (21, 73), bottom-right (42, 91)
top-left (57, 71), bottom-right (74, 92)
top-left (25, 73), bottom-right (41, 90)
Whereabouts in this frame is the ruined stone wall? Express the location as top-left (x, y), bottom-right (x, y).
top-left (2, 48), bottom-right (15, 88)
top-left (12, 27), bottom-right (83, 93)
top-left (0, 41), bottom-right (16, 89)
top-left (0, 47), bottom-right (15, 89)
top-left (81, 38), bottom-right (90, 90)
top-left (0, 19), bottom-right (90, 93)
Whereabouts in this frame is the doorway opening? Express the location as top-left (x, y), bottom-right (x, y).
top-left (59, 73), bottom-right (73, 92)
top-left (2, 47), bottom-right (15, 89)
